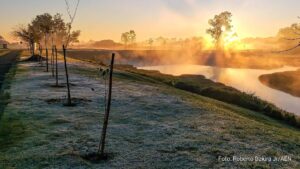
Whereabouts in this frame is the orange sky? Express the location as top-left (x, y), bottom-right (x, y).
top-left (1, 0), bottom-right (300, 42)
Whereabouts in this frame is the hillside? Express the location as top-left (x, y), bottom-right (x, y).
top-left (0, 51), bottom-right (299, 168)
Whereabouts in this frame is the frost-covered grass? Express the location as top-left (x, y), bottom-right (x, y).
top-left (0, 53), bottom-right (299, 169)
top-left (117, 66), bottom-right (300, 128)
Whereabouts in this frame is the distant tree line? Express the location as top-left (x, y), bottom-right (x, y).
top-left (121, 30), bottom-right (136, 46)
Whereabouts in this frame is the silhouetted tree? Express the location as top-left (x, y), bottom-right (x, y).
top-left (207, 11), bottom-right (233, 49)
top-left (31, 13), bottom-right (53, 71)
top-left (147, 38), bottom-right (154, 48)
top-left (12, 24), bottom-right (41, 55)
top-left (121, 30), bottom-right (136, 46)
top-left (277, 22), bottom-right (300, 52)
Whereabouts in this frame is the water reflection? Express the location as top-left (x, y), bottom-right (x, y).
top-left (139, 65), bottom-right (300, 115)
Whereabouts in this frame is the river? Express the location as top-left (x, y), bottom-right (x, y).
top-left (139, 65), bottom-right (300, 116)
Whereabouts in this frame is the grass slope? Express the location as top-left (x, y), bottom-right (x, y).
top-left (66, 52), bottom-right (300, 128)
top-left (118, 65), bottom-right (300, 128)
top-left (0, 53), bottom-right (299, 168)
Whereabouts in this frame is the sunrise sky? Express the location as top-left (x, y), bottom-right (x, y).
top-left (1, 0), bottom-right (300, 42)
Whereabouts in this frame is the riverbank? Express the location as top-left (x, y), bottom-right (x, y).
top-left (0, 51), bottom-right (299, 168)
top-left (63, 50), bottom-right (300, 128)
top-left (117, 65), bottom-right (300, 128)
top-left (260, 69), bottom-right (300, 97)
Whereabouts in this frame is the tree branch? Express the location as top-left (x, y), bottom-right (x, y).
top-left (282, 37), bottom-right (300, 41)
top-left (275, 43), bottom-right (300, 53)
top-left (64, 0), bottom-right (80, 48)
top-left (64, 0), bottom-right (80, 25)
top-left (293, 30), bottom-right (300, 36)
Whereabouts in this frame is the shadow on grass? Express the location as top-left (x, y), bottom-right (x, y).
top-left (0, 65), bottom-right (28, 150)
top-left (81, 152), bottom-right (113, 164)
top-left (0, 114), bottom-right (27, 150)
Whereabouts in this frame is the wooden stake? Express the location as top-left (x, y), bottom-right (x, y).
top-left (46, 48), bottom-right (49, 72)
top-left (51, 46), bottom-right (55, 77)
top-left (63, 45), bottom-right (72, 106)
top-left (98, 53), bottom-right (115, 156)
top-left (40, 46), bottom-right (43, 65)
top-left (55, 46), bottom-right (58, 86)
top-left (39, 45), bottom-right (41, 63)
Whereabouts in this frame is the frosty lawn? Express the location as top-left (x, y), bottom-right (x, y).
top-left (0, 53), bottom-right (299, 168)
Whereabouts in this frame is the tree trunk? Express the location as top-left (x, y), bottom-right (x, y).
top-left (31, 42), bottom-right (35, 56)
top-left (98, 53), bottom-right (115, 156)
top-left (40, 46), bottom-right (43, 65)
top-left (55, 46), bottom-right (58, 86)
top-left (63, 45), bottom-right (72, 106)
top-left (45, 34), bottom-right (49, 72)
top-left (51, 35), bottom-right (55, 77)
top-left (51, 46), bottom-right (55, 77)
top-left (46, 48), bottom-right (49, 72)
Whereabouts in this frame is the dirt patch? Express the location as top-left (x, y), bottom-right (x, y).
top-left (60, 83), bottom-right (77, 87)
top-left (49, 84), bottom-right (66, 88)
top-left (45, 83), bottom-right (77, 88)
top-left (81, 152), bottom-right (113, 163)
top-left (45, 97), bottom-right (92, 106)
top-left (22, 55), bottom-right (44, 62)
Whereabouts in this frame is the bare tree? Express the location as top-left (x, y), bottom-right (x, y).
top-left (64, 0), bottom-right (81, 48)
top-left (98, 53), bottom-right (115, 158)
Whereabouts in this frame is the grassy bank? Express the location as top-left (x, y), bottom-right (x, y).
top-left (116, 65), bottom-right (300, 128)
top-left (63, 49), bottom-right (300, 128)
top-left (0, 56), bottom-right (299, 168)
top-left (259, 69), bottom-right (300, 97)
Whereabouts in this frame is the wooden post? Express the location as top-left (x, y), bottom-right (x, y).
top-left (46, 48), bottom-right (49, 72)
top-left (32, 42), bottom-right (35, 56)
top-left (40, 46), bottom-right (43, 65)
top-left (98, 53), bottom-right (115, 156)
top-left (63, 45), bottom-right (72, 106)
top-left (39, 45), bottom-right (41, 62)
top-left (55, 46), bottom-right (58, 86)
top-left (51, 46), bottom-right (55, 77)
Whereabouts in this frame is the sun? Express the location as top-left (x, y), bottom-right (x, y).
top-left (222, 30), bottom-right (244, 50)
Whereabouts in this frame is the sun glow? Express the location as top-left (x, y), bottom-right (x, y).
top-left (222, 29), bottom-right (244, 50)
top-left (204, 27), bottom-right (249, 51)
